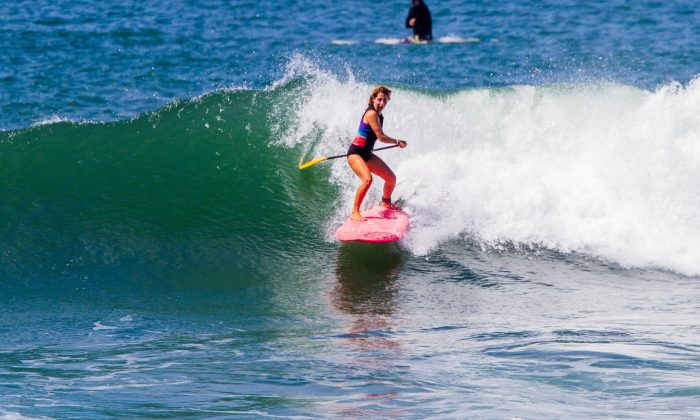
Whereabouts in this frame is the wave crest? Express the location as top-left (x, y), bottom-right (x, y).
top-left (282, 62), bottom-right (700, 275)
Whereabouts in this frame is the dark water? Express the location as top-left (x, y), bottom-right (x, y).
top-left (2, 0), bottom-right (699, 129)
top-left (2, 0), bottom-right (700, 418)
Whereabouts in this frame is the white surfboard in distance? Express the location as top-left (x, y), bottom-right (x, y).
top-left (437, 36), bottom-right (481, 44)
top-left (333, 36), bottom-right (482, 46)
top-left (374, 36), bottom-right (481, 45)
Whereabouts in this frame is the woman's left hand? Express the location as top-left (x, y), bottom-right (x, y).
top-left (397, 140), bottom-right (407, 148)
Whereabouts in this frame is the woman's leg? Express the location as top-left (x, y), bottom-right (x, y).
top-left (367, 155), bottom-right (397, 207)
top-left (347, 154), bottom-right (372, 221)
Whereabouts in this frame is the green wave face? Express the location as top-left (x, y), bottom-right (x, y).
top-left (0, 85), bottom-right (339, 289)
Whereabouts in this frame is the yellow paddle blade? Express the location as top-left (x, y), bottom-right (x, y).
top-left (298, 156), bottom-right (328, 170)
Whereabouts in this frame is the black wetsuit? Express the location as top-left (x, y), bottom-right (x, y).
top-left (405, 1), bottom-right (433, 41)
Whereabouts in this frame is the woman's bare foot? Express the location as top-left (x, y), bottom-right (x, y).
top-left (350, 212), bottom-right (366, 221)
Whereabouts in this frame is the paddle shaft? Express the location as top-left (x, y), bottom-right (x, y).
top-left (324, 144), bottom-right (399, 161)
top-left (299, 144), bottom-right (400, 170)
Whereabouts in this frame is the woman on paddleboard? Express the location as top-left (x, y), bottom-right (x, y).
top-left (347, 86), bottom-right (407, 221)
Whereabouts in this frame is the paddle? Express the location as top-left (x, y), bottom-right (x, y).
top-left (298, 145), bottom-right (399, 170)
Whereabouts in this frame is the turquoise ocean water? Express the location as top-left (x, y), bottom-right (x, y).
top-left (2, 1), bottom-right (700, 418)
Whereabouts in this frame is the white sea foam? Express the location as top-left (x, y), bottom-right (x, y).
top-left (280, 58), bottom-right (700, 276)
top-left (0, 411), bottom-right (51, 420)
top-left (331, 39), bottom-right (358, 45)
top-left (92, 321), bottom-right (118, 331)
top-left (30, 115), bottom-right (72, 127)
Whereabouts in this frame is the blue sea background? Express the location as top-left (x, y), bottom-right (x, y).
top-left (2, 0), bottom-right (700, 418)
top-left (3, 0), bottom-right (699, 129)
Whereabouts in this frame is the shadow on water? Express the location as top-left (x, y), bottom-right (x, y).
top-left (328, 242), bottom-right (408, 417)
top-left (332, 242), bottom-right (405, 316)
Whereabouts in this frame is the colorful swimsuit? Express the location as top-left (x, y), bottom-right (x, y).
top-left (347, 107), bottom-right (384, 162)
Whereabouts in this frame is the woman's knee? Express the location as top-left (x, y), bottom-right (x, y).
top-left (360, 175), bottom-right (373, 188)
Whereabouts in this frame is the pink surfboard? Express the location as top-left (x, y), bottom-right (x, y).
top-left (336, 206), bottom-right (409, 243)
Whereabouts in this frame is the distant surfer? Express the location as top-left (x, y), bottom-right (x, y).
top-left (347, 86), bottom-right (407, 222)
top-left (405, 0), bottom-right (433, 42)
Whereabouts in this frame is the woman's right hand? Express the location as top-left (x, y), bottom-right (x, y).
top-left (398, 140), bottom-right (407, 148)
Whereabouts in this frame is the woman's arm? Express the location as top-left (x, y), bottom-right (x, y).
top-left (365, 110), bottom-right (406, 146)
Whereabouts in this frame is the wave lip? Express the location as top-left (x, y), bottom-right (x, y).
top-left (277, 58), bottom-right (700, 276)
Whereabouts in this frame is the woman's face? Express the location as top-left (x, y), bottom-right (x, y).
top-left (373, 92), bottom-right (390, 112)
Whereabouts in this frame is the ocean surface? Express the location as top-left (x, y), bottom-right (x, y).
top-left (2, 0), bottom-right (700, 418)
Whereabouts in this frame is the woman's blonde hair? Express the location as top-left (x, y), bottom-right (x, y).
top-left (368, 85), bottom-right (392, 107)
